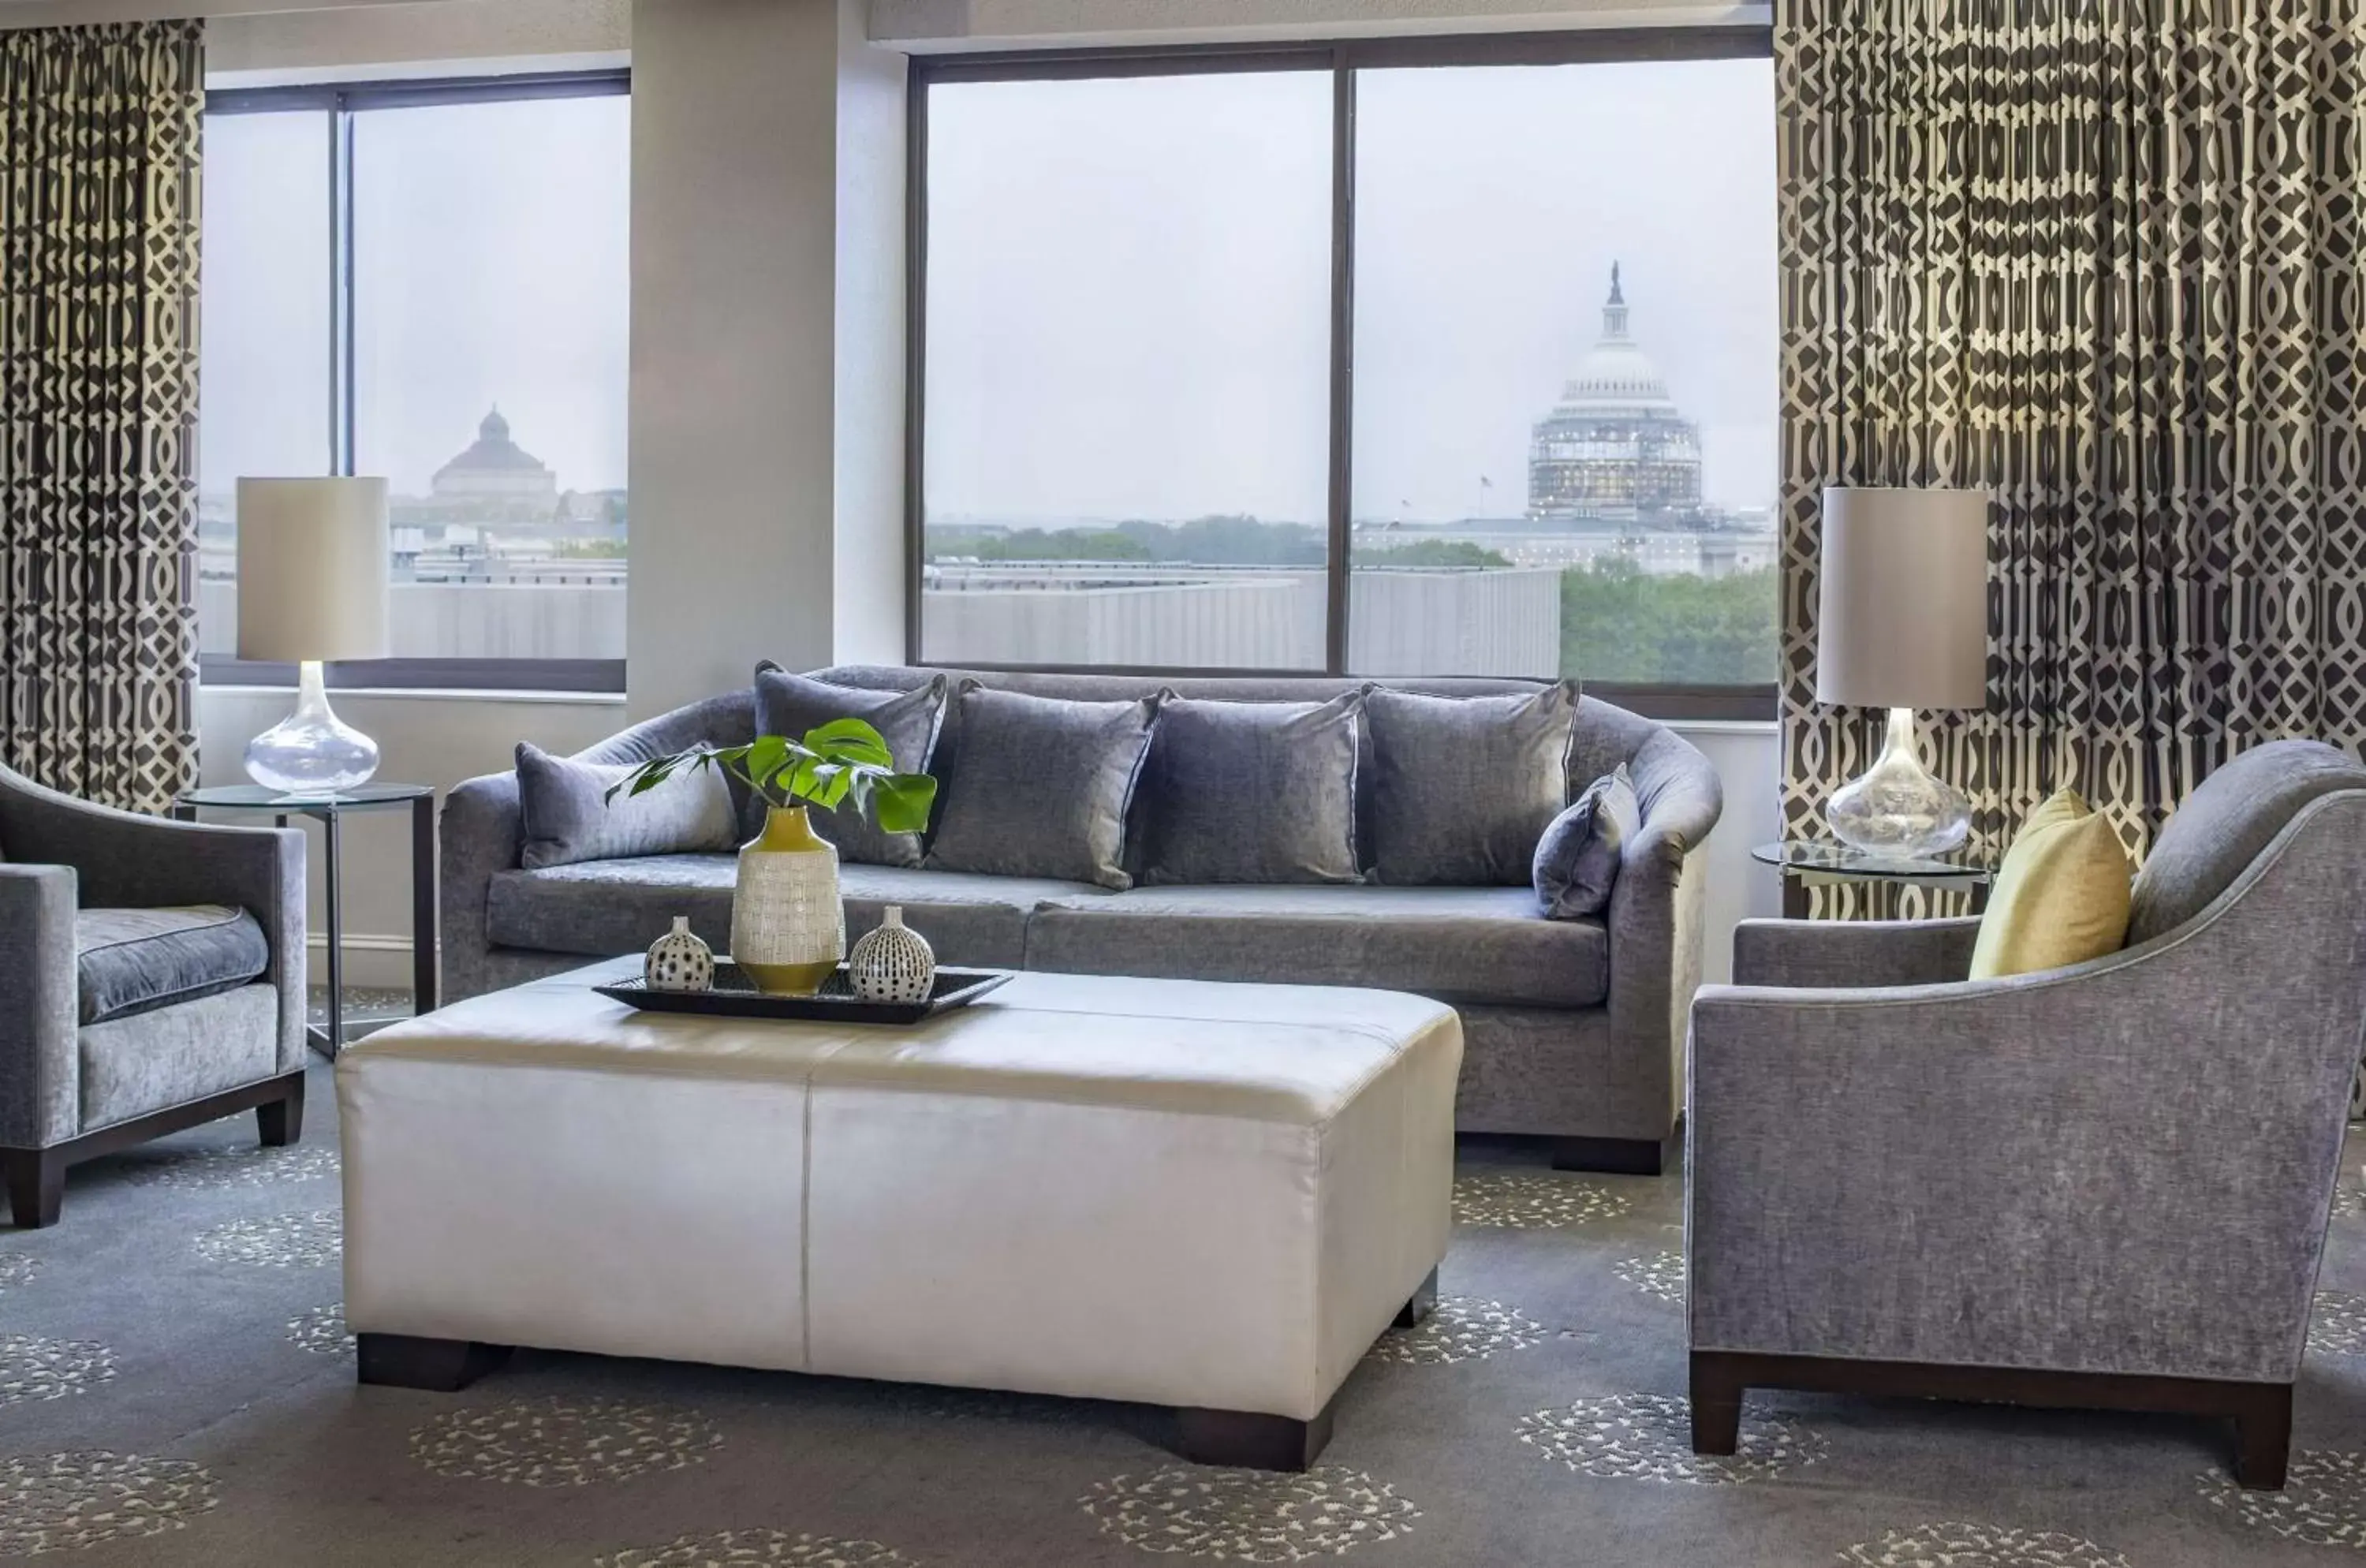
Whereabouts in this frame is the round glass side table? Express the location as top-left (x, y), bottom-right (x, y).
top-left (173, 783), bottom-right (437, 1056)
top-left (1752, 839), bottom-right (1994, 920)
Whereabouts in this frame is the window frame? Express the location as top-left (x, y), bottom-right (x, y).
top-left (200, 69), bottom-right (633, 695)
top-left (905, 28), bottom-right (1777, 722)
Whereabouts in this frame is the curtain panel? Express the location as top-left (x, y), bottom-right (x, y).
top-left (1776, 1), bottom-right (2366, 909)
top-left (0, 20), bottom-right (203, 814)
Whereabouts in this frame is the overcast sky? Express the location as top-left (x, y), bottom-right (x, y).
top-left (199, 94), bottom-right (631, 498)
top-left (925, 57), bottom-right (1776, 526)
top-left (198, 60), bottom-right (1774, 524)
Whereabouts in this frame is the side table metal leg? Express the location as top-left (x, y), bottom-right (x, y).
top-left (1782, 871), bottom-right (1809, 920)
top-left (411, 793), bottom-right (438, 1014)
top-left (319, 810), bottom-right (343, 1058)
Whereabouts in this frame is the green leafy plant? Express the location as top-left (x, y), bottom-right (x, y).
top-left (603, 719), bottom-right (937, 834)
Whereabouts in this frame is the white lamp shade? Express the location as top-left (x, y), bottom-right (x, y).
top-left (236, 477), bottom-right (391, 663)
top-left (1815, 485), bottom-right (1990, 711)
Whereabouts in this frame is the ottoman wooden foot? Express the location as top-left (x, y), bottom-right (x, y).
top-left (1394, 1266), bottom-right (1439, 1327)
top-left (1171, 1397), bottom-right (1337, 1472)
top-left (357, 1333), bottom-right (512, 1392)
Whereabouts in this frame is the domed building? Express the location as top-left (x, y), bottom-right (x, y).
top-left (431, 406), bottom-right (558, 501)
top-left (1526, 265), bottom-right (1704, 524)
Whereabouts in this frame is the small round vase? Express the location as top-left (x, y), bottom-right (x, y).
top-left (644, 916), bottom-right (715, 993)
top-left (848, 905), bottom-right (936, 1004)
top-left (730, 805), bottom-right (844, 995)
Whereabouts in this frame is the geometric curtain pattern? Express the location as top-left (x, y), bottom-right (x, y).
top-left (0, 21), bottom-right (202, 814)
top-left (1774, 1), bottom-right (2366, 915)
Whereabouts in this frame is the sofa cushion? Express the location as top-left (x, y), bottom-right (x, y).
top-left (926, 685), bottom-right (1159, 890)
top-left (1024, 883), bottom-right (1606, 1009)
top-left (1364, 683), bottom-right (1577, 887)
top-left (76, 904), bottom-right (271, 1026)
top-left (750, 663), bottom-right (948, 867)
top-left (486, 854), bottom-right (1105, 970)
top-left (1134, 693), bottom-right (1364, 886)
top-left (517, 741), bottom-right (738, 871)
top-left (1534, 764), bottom-right (1638, 920)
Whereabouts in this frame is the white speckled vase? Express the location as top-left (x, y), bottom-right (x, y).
top-left (848, 905), bottom-right (936, 1004)
top-left (644, 916), bottom-right (715, 993)
top-left (730, 805), bottom-right (844, 995)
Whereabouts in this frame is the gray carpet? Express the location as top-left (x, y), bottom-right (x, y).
top-left (8, 1062), bottom-right (2366, 1566)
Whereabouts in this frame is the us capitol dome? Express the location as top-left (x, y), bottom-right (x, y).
top-left (1526, 263), bottom-right (1704, 525)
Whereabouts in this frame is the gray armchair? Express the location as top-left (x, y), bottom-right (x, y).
top-left (1687, 740), bottom-right (2366, 1489)
top-left (0, 764), bottom-right (306, 1227)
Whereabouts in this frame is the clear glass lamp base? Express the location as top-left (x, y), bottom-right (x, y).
top-left (1826, 707), bottom-right (1971, 859)
top-left (244, 660), bottom-right (379, 795)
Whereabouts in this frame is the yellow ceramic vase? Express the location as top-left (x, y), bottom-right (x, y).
top-left (730, 804), bottom-right (844, 995)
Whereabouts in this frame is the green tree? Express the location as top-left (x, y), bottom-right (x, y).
top-left (1353, 539), bottom-right (1513, 569)
top-left (1560, 559), bottom-right (1778, 685)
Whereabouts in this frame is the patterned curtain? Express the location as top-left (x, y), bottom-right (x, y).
top-left (0, 21), bottom-right (203, 814)
top-left (1776, 1), bottom-right (2366, 910)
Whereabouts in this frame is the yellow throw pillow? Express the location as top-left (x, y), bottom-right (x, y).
top-left (1968, 789), bottom-right (2133, 980)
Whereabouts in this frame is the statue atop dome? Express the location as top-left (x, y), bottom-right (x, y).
top-left (1525, 264), bottom-right (1704, 526)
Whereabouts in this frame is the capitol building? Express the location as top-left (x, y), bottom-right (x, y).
top-left (1527, 263), bottom-right (1706, 524)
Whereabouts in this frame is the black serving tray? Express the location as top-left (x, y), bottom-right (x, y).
top-left (595, 963), bottom-right (1012, 1025)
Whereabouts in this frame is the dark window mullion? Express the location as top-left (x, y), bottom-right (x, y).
top-left (1323, 53), bottom-right (1355, 677)
top-left (331, 101), bottom-right (356, 476)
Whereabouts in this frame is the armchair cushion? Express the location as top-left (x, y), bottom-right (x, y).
top-left (76, 905), bottom-right (269, 1026)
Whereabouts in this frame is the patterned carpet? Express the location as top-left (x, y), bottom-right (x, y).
top-left (7, 1062), bottom-right (2366, 1566)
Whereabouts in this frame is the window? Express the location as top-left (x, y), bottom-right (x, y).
top-left (910, 35), bottom-right (1778, 715)
top-left (200, 74), bottom-right (629, 690)
top-left (921, 69), bottom-right (1334, 670)
top-left (197, 111), bottom-right (332, 656)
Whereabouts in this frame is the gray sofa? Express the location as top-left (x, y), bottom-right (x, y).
top-left (1687, 740), bottom-right (2366, 1487)
top-left (442, 666), bottom-right (1723, 1171)
top-left (0, 765), bottom-right (308, 1227)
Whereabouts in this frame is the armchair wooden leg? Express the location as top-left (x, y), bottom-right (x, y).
top-left (2234, 1383), bottom-right (2293, 1490)
top-left (1689, 1350), bottom-right (1744, 1454)
top-left (2, 1148), bottom-right (64, 1229)
top-left (257, 1079), bottom-right (304, 1148)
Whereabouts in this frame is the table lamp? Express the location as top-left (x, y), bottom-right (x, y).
top-left (236, 477), bottom-right (390, 796)
top-left (1816, 485), bottom-right (1990, 858)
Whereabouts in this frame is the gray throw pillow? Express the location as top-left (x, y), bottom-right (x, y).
top-left (750, 665), bottom-right (948, 868)
top-left (516, 742), bottom-right (739, 872)
top-left (925, 685), bottom-right (1160, 890)
top-left (1364, 682), bottom-right (1579, 886)
top-left (1534, 764), bottom-right (1638, 920)
top-left (1135, 693), bottom-right (1364, 886)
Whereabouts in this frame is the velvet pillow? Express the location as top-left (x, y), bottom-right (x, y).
top-left (1968, 789), bottom-right (2133, 979)
top-left (1533, 763), bottom-right (1638, 920)
top-left (750, 665), bottom-right (948, 868)
top-left (516, 742), bottom-right (738, 872)
top-left (924, 685), bottom-right (1160, 890)
top-left (1134, 693), bottom-right (1364, 886)
top-left (1364, 682), bottom-right (1579, 886)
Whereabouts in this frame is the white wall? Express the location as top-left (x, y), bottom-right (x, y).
top-left (1677, 720), bottom-right (1780, 984)
top-left (627, 0), bottom-right (910, 719)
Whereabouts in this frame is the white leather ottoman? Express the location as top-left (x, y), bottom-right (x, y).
top-left (336, 958), bottom-right (1461, 1469)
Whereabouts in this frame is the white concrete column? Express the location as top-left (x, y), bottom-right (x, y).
top-left (629, 0), bottom-right (907, 720)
